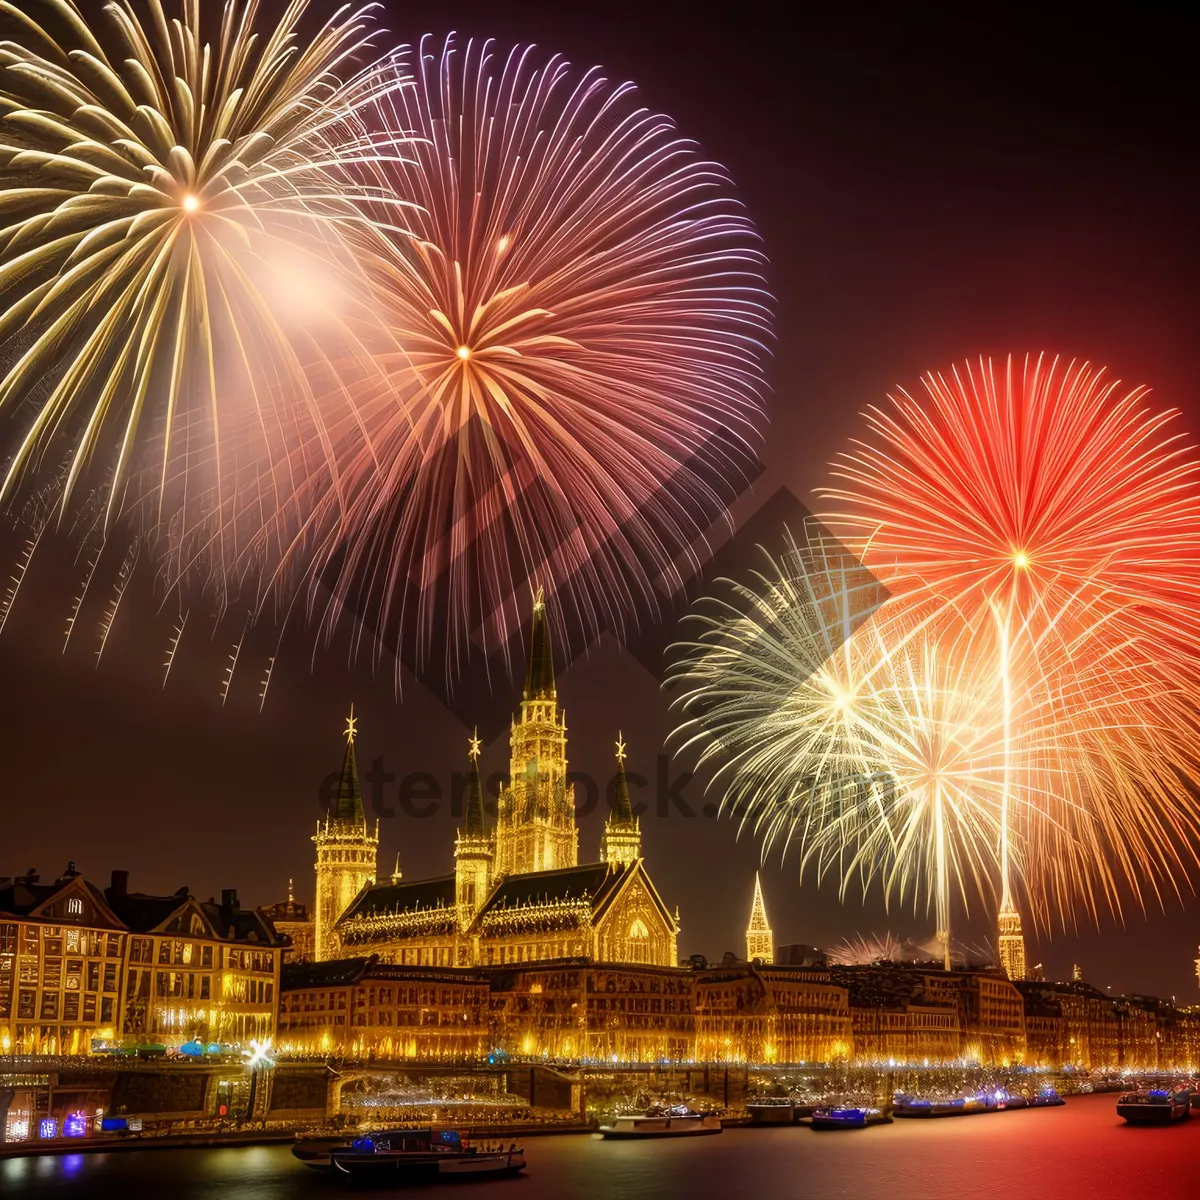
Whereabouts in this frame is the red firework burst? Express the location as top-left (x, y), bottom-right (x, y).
top-left (822, 353), bottom-right (1200, 922)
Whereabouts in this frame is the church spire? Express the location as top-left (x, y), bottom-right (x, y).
top-left (329, 704), bottom-right (365, 826)
top-left (463, 728), bottom-right (486, 836)
top-left (601, 732), bottom-right (640, 867)
top-left (523, 586), bottom-right (555, 700)
top-left (746, 872), bottom-right (774, 964)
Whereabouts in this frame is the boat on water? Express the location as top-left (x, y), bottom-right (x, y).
top-left (295, 1129), bottom-right (526, 1183)
top-left (809, 1105), bottom-right (892, 1131)
top-left (292, 1136), bottom-right (349, 1171)
top-left (1117, 1084), bottom-right (1193, 1124)
top-left (747, 1098), bottom-right (820, 1125)
top-left (893, 1093), bottom-right (998, 1118)
top-left (599, 1104), bottom-right (723, 1139)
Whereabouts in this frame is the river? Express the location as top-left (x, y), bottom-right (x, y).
top-left (2, 1094), bottom-right (1198, 1198)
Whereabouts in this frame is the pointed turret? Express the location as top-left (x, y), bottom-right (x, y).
top-left (455, 730), bottom-right (494, 930)
top-left (464, 730), bottom-right (486, 835)
top-left (312, 705), bottom-right (378, 961)
top-left (601, 733), bottom-right (641, 867)
top-left (746, 872), bottom-right (774, 964)
top-left (523, 586), bottom-right (556, 700)
top-left (329, 704), bottom-right (365, 826)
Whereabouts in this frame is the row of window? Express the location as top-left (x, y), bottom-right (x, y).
top-left (13, 991), bottom-right (116, 1023)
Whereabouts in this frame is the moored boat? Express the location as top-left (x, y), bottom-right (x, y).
top-left (1031, 1084), bottom-right (1065, 1108)
top-left (810, 1105), bottom-right (892, 1131)
top-left (599, 1104), bottom-right (723, 1139)
top-left (747, 1098), bottom-right (819, 1125)
top-left (328, 1128), bottom-right (526, 1183)
top-left (1117, 1084), bottom-right (1192, 1124)
top-left (893, 1093), bottom-right (997, 1118)
top-left (291, 1136), bottom-right (349, 1172)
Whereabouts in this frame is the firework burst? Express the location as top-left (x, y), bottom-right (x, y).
top-left (0, 0), bottom-right (408, 590)
top-left (822, 354), bottom-right (1200, 921)
top-left (268, 34), bottom-right (772, 676)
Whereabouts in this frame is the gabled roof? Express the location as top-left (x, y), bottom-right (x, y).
top-left (477, 862), bottom-right (621, 922)
top-left (106, 889), bottom-right (281, 945)
top-left (337, 874), bottom-right (458, 940)
top-left (0, 872), bottom-right (125, 930)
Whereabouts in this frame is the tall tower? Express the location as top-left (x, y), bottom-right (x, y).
top-left (493, 590), bottom-right (577, 877)
top-left (600, 733), bottom-right (641, 867)
top-left (997, 901), bottom-right (1027, 982)
top-left (455, 730), bottom-right (494, 932)
top-left (312, 706), bottom-right (378, 961)
top-left (746, 872), bottom-right (774, 964)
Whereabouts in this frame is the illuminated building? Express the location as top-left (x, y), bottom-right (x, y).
top-left (0, 864), bottom-right (126, 1055)
top-left (490, 960), bottom-right (695, 1062)
top-left (1015, 979), bottom-right (1120, 1069)
top-left (332, 596), bottom-right (679, 970)
top-left (996, 902), bottom-right (1026, 982)
top-left (312, 706), bottom-right (379, 962)
top-left (277, 957), bottom-right (490, 1061)
top-left (694, 963), bottom-right (852, 1064)
top-left (105, 872), bottom-right (283, 1048)
top-left (831, 965), bottom-right (961, 1063)
top-left (745, 873), bottom-right (773, 964)
top-left (262, 881), bottom-right (313, 963)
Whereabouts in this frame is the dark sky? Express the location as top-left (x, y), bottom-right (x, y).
top-left (2, 3), bottom-right (1198, 1001)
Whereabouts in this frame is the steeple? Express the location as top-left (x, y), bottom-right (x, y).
top-left (329, 704), bottom-right (365, 826)
top-left (493, 591), bottom-right (577, 877)
top-left (312, 705), bottom-right (378, 961)
top-left (746, 872), bottom-right (774, 964)
top-left (523, 586), bottom-right (555, 700)
top-left (455, 730), bottom-right (494, 931)
top-left (464, 728), bottom-right (485, 835)
top-left (601, 732), bottom-right (640, 867)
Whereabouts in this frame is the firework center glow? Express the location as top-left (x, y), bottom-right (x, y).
top-left (456, 345), bottom-right (472, 361)
top-left (1011, 548), bottom-right (1031, 569)
top-left (180, 192), bottom-right (201, 214)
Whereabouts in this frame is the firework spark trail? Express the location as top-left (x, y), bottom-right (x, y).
top-left (822, 354), bottom-right (1200, 922)
top-left (220, 612), bottom-right (250, 706)
top-left (94, 536), bottom-right (138, 665)
top-left (247, 33), bottom-right (772, 682)
top-left (0, 527), bottom-right (43, 634)
top-left (161, 607), bottom-right (189, 689)
top-left (0, 0), bottom-right (416, 596)
top-left (62, 543), bottom-right (102, 653)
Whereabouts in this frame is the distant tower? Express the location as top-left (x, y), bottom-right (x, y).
top-left (997, 901), bottom-right (1027, 982)
top-left (493, 590), bottom-right (577, 877)
top-left (455, 730), bottom-right (494, 932)
top-left (312, 706), bottom-right (378, 961)
top-left (600, 733), bottom-right (641, 867)
top-left (1072, 962), bottom-right (1084, 983)
top-left (746, 873), bottom-right (774, 964)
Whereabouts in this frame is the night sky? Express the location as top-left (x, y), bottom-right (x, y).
top-left (1, 4), bottom-right (1197, 1000)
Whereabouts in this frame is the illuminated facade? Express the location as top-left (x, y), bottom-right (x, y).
top-left (0, 866), bottom-right (282, 1055)
top-left (332, 596), bottom-right (679, 971)
top-left (277, 957), bottom-right (491, 1061)
top-left (745, 873), bottom-right (773, 964)
top-left (313, 709), bottom-right (379, 962)
top-left (694, 963), bottom-right (852, 1064)
top-left (997, 902), bottom-right (1027, 982)
top-left (0, 865), bottom-right (126, 1055)
top-left (1015, 979), bottom-right (1120, 1069)
top-left (106, 873), bottom-right (283, 1048)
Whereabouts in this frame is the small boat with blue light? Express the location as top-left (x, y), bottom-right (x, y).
top-left (1117, 1084), bottom-right (1192, 1124)
top-left (809, 1105), bottom-right (892, 1131)
top-left (893, 1092), bottom-right (997, 1118)
top-left (599, 1104), bottom-right (723, 1138)
top-left (1031, 1084), bottom-right (1065, 1108)
top-left (321, 1129), bottom-right (526, 1183)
